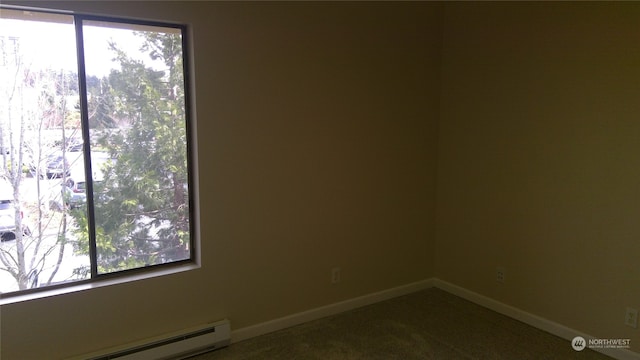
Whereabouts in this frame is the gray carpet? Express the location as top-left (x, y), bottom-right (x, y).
top-left (189, 288), bottom-right (613, 360)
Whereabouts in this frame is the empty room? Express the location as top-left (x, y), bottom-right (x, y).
top-left (0, 1), bottom-right (638, 359)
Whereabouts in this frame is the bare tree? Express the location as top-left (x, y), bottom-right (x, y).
top-left (0, 45), bottom-right (30, 289)
top-left (0, 42), bottom-right (79, 291)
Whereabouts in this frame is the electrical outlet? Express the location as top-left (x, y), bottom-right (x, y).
top-left (625, 307), bottom-right (638, 328)
top-left (331, 267), bottom-right (341, 284)
top-left (496, 267), bottom-right (506, 283)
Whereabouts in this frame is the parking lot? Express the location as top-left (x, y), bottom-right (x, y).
top-left (0, 153), bottom-right (108, 293)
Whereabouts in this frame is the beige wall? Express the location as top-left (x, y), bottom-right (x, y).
top-left (437, 2), bottom-right (640, 349)
top-left (0, 2), bottom-right (441, 359)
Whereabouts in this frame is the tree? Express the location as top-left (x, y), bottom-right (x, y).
top-left (86, 74), bottom-right (117, 129)
top-left (73, 30), bottom-right (190, 273)
top-left (0, 43), bottom-right (78, 290)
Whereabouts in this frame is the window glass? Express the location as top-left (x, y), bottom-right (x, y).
top-left (0, 11), bottom-right (90, 292)
top-left (82, 20), bottom-right (190, 274)
top-left (0, 9), bottom-right (193, 294)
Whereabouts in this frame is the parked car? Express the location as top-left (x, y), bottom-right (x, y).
top-left (28, 154), bottom-right (71, 179)
top-left (45, 155), bottom-right (70, 179)
top-left (0, 192), bottom-right (31, 242)
top-left (67, 141), bottom-right (83, 152)
top-left (62, 177), bottom-right (86, 209)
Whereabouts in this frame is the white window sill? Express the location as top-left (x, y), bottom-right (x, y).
top-left (0, 262), bottom-right (200, 305)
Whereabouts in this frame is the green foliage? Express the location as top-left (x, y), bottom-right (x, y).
top-left (73, 31), bottom-right (190, 273)
top-left (86, 75), bottom-right (117, 129)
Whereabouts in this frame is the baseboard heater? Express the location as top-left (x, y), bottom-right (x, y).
top-left (82, 319), bottom-right (231, 360)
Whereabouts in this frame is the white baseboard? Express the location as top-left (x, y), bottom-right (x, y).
top-left (231, 278), bottom-right (435, 343)
top-left (230, 277), bottom-right (639, 360)
top-left (432, 279), bottom-right (640, 360)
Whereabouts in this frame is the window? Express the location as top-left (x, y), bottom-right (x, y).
top-left (0, 7), bottom-right (194, 296)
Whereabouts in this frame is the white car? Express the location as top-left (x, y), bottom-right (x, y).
top-left (62, 177), bottom-right (87, 209)
top-left (0, 198), bottom-right (31, 241)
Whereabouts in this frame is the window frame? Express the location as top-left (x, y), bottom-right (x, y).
top-left (0, 6), bottom-right (199, 301)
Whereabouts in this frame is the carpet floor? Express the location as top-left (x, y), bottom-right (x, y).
top-left (188, 288), bottom-right (614, 360)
